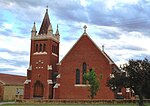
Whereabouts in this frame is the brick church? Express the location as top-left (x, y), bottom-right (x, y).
top-left (24, 8), bottom-right (120, 99)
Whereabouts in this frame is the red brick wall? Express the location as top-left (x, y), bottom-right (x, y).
top-left (24, 32), bottom-right (115, 99)
top-left (24, 82), bottom-right (30, 99)
top-left (24, 38), bottom-right (59, 99)
top-left (57, 35), bottom-right (114, 99)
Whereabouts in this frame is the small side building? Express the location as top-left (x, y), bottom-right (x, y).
top-left (0, 73), bottom-right (26, 101)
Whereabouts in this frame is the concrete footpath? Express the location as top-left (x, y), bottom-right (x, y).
top-left (0, 102), bottom-right (15, 105)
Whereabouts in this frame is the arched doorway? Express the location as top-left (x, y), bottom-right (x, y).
top-left (33, 80), bottom-right (44, 98)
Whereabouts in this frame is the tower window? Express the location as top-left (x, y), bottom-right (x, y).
top-left (43, 44), bottom-right (46, 51)
top-left (36, 44), bottom-right (38, 52)
top-left (76, 69), bottom-right (80, 84)
top-left (52, 45), bottom-right (54, 53)
top-left (40, 44), bottom-right (42, 52)
top-left (52, 45), bottom-right (57, 54)
top-left (82, 62), bottom-right (87, 84)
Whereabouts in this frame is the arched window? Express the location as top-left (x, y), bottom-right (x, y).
top-left (40, 44), bottom-right (42, 52)
top-left (76, 69), bottom-right (80, 84)
top-left (43, 44), bottom-right (46, 51)
top-left (36, 44), bottom-right (38, 52)
top-left (82, 62), bottom-right (87, 84)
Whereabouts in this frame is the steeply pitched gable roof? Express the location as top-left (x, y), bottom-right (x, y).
top-left (0, 73), bottom-right (26, 85)
top-left (60, 33), bottom-right (114, 64)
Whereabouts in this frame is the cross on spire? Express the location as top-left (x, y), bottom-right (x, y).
top-left (83, 25), bottom-right (87, 34)
top-left (46, 5), bottom-right (48, 12)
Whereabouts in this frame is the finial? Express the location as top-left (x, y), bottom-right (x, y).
top-left (55, 24), bottom-right (59, 35)
top-left (57, 24), bottom-right (58, 29)
top-left (83, 25), bottom-right (87, 34)
top-left (31, 22), bottom-right (37, 36)
top-left (102, 45), bottom-right (104, 51)
top-left (32, 22), bottom-right (36, 31)
top-left (46, 5), bottom-right (48, 12)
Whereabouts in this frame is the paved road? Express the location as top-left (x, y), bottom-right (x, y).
top-left (0, 102), bottom-right (15, 105)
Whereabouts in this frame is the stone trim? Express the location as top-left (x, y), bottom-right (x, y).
top-left (47, 65), bottom-right (52, 70)
top-left (52, 52), bottom-right (58, 57)
top-left (56, 74), bottom-right (61, 78)
top-left (31, 34), bottom-right (59, 43)
top-left (117, 92), bottom-right (122, 95)
top-left (28, 65), bottom-right (32, 70)
top-left (24, 80), bottom-right (31, 84)
top-left (33, 52), bottom-right (47, 55)
top-left (110, 74), bottom-right (114, 78)
top-left (53, 83), bottom-right (60, 88)
top-left (56, 63), bottom-right (61, 65)
top-left (0, 80), bottom-right (5, 85)
top-left (126, 88), bottom-right (130, 92)
top-left (74, 84), bottom-right (90, 87)
top-left (47, 80), bottom-right (53, 84)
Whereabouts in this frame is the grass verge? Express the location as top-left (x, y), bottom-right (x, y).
top-left (2, 103), bottom-right (150, 106)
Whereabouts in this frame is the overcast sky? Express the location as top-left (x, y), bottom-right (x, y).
top-left (0, 0), bottom-right (150, 76)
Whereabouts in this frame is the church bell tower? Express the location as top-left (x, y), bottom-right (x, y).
top-left (24, 8), bottom-right (60, 99)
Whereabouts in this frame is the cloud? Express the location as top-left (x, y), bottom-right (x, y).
top-left (2, 0), bottom-right (149, 36)
top-left (118, 45), bottom-right (146, 51)
top-left (0, 57), bottom-right (28, 67)
top-left (82, 0), bottom-right (150, 36)
top-left (0, 48), bottom-right (29, 56)
top-left (0, 61), bottom-right (27, 75)
top-left (62, 36), bottom-right (78, 42)
top-left (0, 34), bottom-right (30, 52)
top-left (0, 0), bottom-right (150, 76)
top-left (48, 0), bottom-right (87, 22)
top-left (0, 32), bottom-right (30, 75)
top-left (89, 25), bottom-right (121, 39)
top-left (0, 68), bottom-right (15, 72)
top-left (130, 53), bottom-right (150, 60)
top-left (1, 0), bottom-right (150, 36)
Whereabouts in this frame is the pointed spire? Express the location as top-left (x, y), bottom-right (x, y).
top-left (55, 24), bottom-right (59, 35)
top-left (48, 24), bottom-right (53, 31)
top-left (32, 22), bottom-right (36, 31)
top-left (83, 25), bottom-right (87, 35)
top-left (39, 7), bottom-right (51, 35)
top-left (47, 24), bottom-right (53, 36)
top-left (55, 24), bottom-right (60, 41)
top-left (31, 22), bottom-right (37, 37)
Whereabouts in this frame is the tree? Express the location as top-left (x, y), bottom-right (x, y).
top-left (107, 58), bottom-right (150, 106)
top-left (84, 69), bottom-right (102, 99)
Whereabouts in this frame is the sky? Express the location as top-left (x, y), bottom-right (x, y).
top-left (0, 0), bottom-right (150, 76)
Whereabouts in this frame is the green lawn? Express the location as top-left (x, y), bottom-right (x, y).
top-left (2, 104), bottom-right (150, 106)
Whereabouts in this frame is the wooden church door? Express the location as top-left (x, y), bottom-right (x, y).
top-left (33, 81), bottom-right (44, 97)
